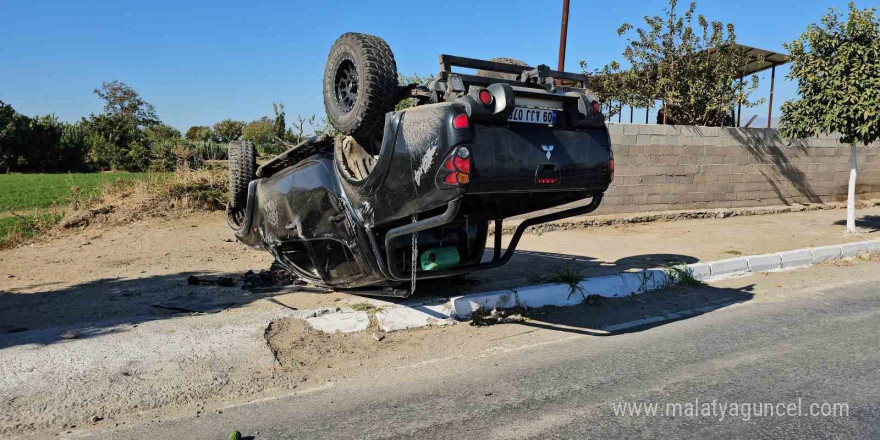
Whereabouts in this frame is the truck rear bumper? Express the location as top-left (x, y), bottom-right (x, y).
top-left (366, 193), bottom-right (604, 283)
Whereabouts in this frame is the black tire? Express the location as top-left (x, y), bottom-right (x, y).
top-left (228, 140), bottom-right (256, 210)
top-left (323, 32), bottom-right (398, 141)
top-left (477, 57), bottom-right (528, 80)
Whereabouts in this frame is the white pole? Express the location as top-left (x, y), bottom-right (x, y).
top-left (847, 143), bottom-right (858, 234)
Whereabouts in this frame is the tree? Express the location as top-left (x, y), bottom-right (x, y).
top-left (144, 124), bottom-right (181, 142)
top-left (273, 103), bottom-right (286, 141)
top-left (213, 119), bottom-right (245, 143)
top-left (185, 125), bottom-right (214, 142)
top-left (81, 113), bottom-right (145, 170)
top-left (285, 114), bottom-right (317, 144)
top-left (780, 4), bottom-right (880, 233)
top-left (586, 0), bottom-right (762, 126)
top-left (242, 119), bottom-right (275, 147)
top-left (93, 80), bottom-right (159, 126)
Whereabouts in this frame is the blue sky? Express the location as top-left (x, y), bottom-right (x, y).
top-left (0, 0), bottom-right (868, 131)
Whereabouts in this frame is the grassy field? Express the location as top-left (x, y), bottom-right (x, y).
top-left (0, 172), bottom-right (148, 213)
top-left (0, 172), bottom-right (154, 248)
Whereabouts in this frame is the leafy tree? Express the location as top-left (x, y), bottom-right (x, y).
top-left (0, 101), bottom-right (88, 172)
top-left (396, 73), bottom-right (435, 111)
top-left (213, 119), bottom-right (245, 143)
top-left (273, 103), bottom-right (286, 141)
top-left (93, 80), bottom-right (159, 126)
top-left (185, 125), bottom-right (214, 142)
top-left (0, 100), bottom-right (28, 171)
top-left (144, 124), bottom-right (181, 142)
top-left (242, 119), bottom-right (275, 148)
top-left (82, 113), bottom-right (145, 170)
top-left (586, 0), bottom-right (762, 126)
top-left (780, 4), bottom-right (880, 233)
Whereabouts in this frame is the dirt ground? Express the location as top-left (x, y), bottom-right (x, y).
top-left (2, 206), bottom-right (880, 436)
top-left (3, 206), bottom-right (879, 332)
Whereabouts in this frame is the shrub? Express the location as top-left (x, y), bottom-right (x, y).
top-left (185, 125), bottom-right (214, 142)
top-left (242, 119), bottom-right (275, 148)
top-left (191, 140), bottom-right (228, 161)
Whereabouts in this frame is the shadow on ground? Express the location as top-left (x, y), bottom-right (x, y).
top-left (464, 250), bottom-right (699, 294)
top-left (0, 270), bottom-right (312, 349)
top-left (1, 250), bottom-right (702, 349)
top-left (491, 282), bottom-right (755, 337)
top-left (834, 215), bottom-right (880, 233)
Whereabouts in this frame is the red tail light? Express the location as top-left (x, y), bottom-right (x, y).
top-left (537, 177), bottom-right (559, 185)
top-left (453, 156), bottom-right (470, 174)
top-left (440, 147), bottom-right (471, 186)
top-left (609, 158), bottom-right (614, 182)
top-left (591, 101), bottom-right (601, 114)
top-left (478, 89), bottom-right (493, 105)
top-left (452, 114), bottom-right (469, 129)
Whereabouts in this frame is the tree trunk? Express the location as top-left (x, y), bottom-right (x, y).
top-left (846, 143), bottom-right (858, 234)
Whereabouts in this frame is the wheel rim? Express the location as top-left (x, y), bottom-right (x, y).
top-left (334, 58), bottom-right (358, 113)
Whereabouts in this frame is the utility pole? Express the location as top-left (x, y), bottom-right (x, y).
top-left (557, 0), bottom-right (570, 73)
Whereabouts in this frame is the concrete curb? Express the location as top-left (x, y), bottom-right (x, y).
top-left (305, 238), bottom-right (880, 333)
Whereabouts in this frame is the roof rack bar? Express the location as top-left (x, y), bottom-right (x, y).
top-left (438, 54), bottom-right (589, 87)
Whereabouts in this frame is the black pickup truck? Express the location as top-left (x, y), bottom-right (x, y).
top-left (226, 32), bottom-right (613, 296)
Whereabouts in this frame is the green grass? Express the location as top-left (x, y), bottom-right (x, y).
top-left (0, 212), bottom-right (65, 248)
top-left (544, 267), bottom-right (589, 301)
top-left (0, 172), bottom-right (148, 213)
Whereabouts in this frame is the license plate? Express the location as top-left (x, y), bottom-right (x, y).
top-left (508, 107), bottom-right (556, 125)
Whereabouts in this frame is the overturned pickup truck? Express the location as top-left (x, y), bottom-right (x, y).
top-left (227, 32), bottom-right (613, 296)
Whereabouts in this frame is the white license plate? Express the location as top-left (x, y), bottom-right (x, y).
top-left (508, 107), bottom-right (556, 125)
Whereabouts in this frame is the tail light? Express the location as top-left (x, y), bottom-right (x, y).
top-left (591, 100), bottom-right (601, 114)
top-left (478, 89), bottom-right (493, 106)
top-left (452, 113), bottom-right (469, 129)
top-left (609, 156), bottom-right (615, 182)
top-left (441, 147), bottom-right (471, 186)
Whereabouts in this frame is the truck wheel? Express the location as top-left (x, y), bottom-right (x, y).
top-left (477, 57), bottom-right (528, 80)
top-left (323, 32), bottom-right (398, 141)
top-left (228, 140), bottom-right (256, 210)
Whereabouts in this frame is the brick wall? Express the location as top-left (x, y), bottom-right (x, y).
top-left (598, 123), bottom-right (880, 214)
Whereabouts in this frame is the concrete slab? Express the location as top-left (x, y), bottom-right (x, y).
top-left (305, 311), bottom-right (370, 334)
top-left (708, 257), bottom-right (750, 279)
top-left (747, 253), bottom-right (783, 272)
top-left (778, 249), bottom-right (813, 268)
top-left (811, 245), bottom-right (842, 263)
top-left (375, 305), bottom-right (454, 332)
top-left (840, 241), bottom-right (869, 258)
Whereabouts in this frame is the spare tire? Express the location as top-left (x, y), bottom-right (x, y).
top-left (323, 33), bottom-right (398, 141)
top-left (228, 140), bottom-right (256, 210)
top-left (477, 57), bottom-right (528, 80)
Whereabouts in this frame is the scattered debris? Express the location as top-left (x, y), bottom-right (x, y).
top-left (218, 276), bottom-right (236, 287)
top-left (242, 267), bottom-right (299, 290)
top-left (152, 296), bottom-right (236, 314)
top-left (351, 302), bottom-right (380, 314)
top-left (229, 431), bottom-right (242, 440)
top-left (471, 307), bottom-right (529, 326)
top-left (372, 332), bottom-right (385, 342)
top-left (305, 307), bottom-right (341, 318)
top-left (187, 275), bottom-right (238, 287)
top-left (60, 329), bottom-right (80, 340)
top-left (89, 415), bottom-right (102, 423)
top-left (583, 294), bottom-right (607, 307)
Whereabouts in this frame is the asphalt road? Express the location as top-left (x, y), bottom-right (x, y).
top-left (87, 264), bottom-right (880, 440)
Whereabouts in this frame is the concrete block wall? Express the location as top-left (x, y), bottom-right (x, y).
top-left (599, 123), bottom-right (880, 214)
